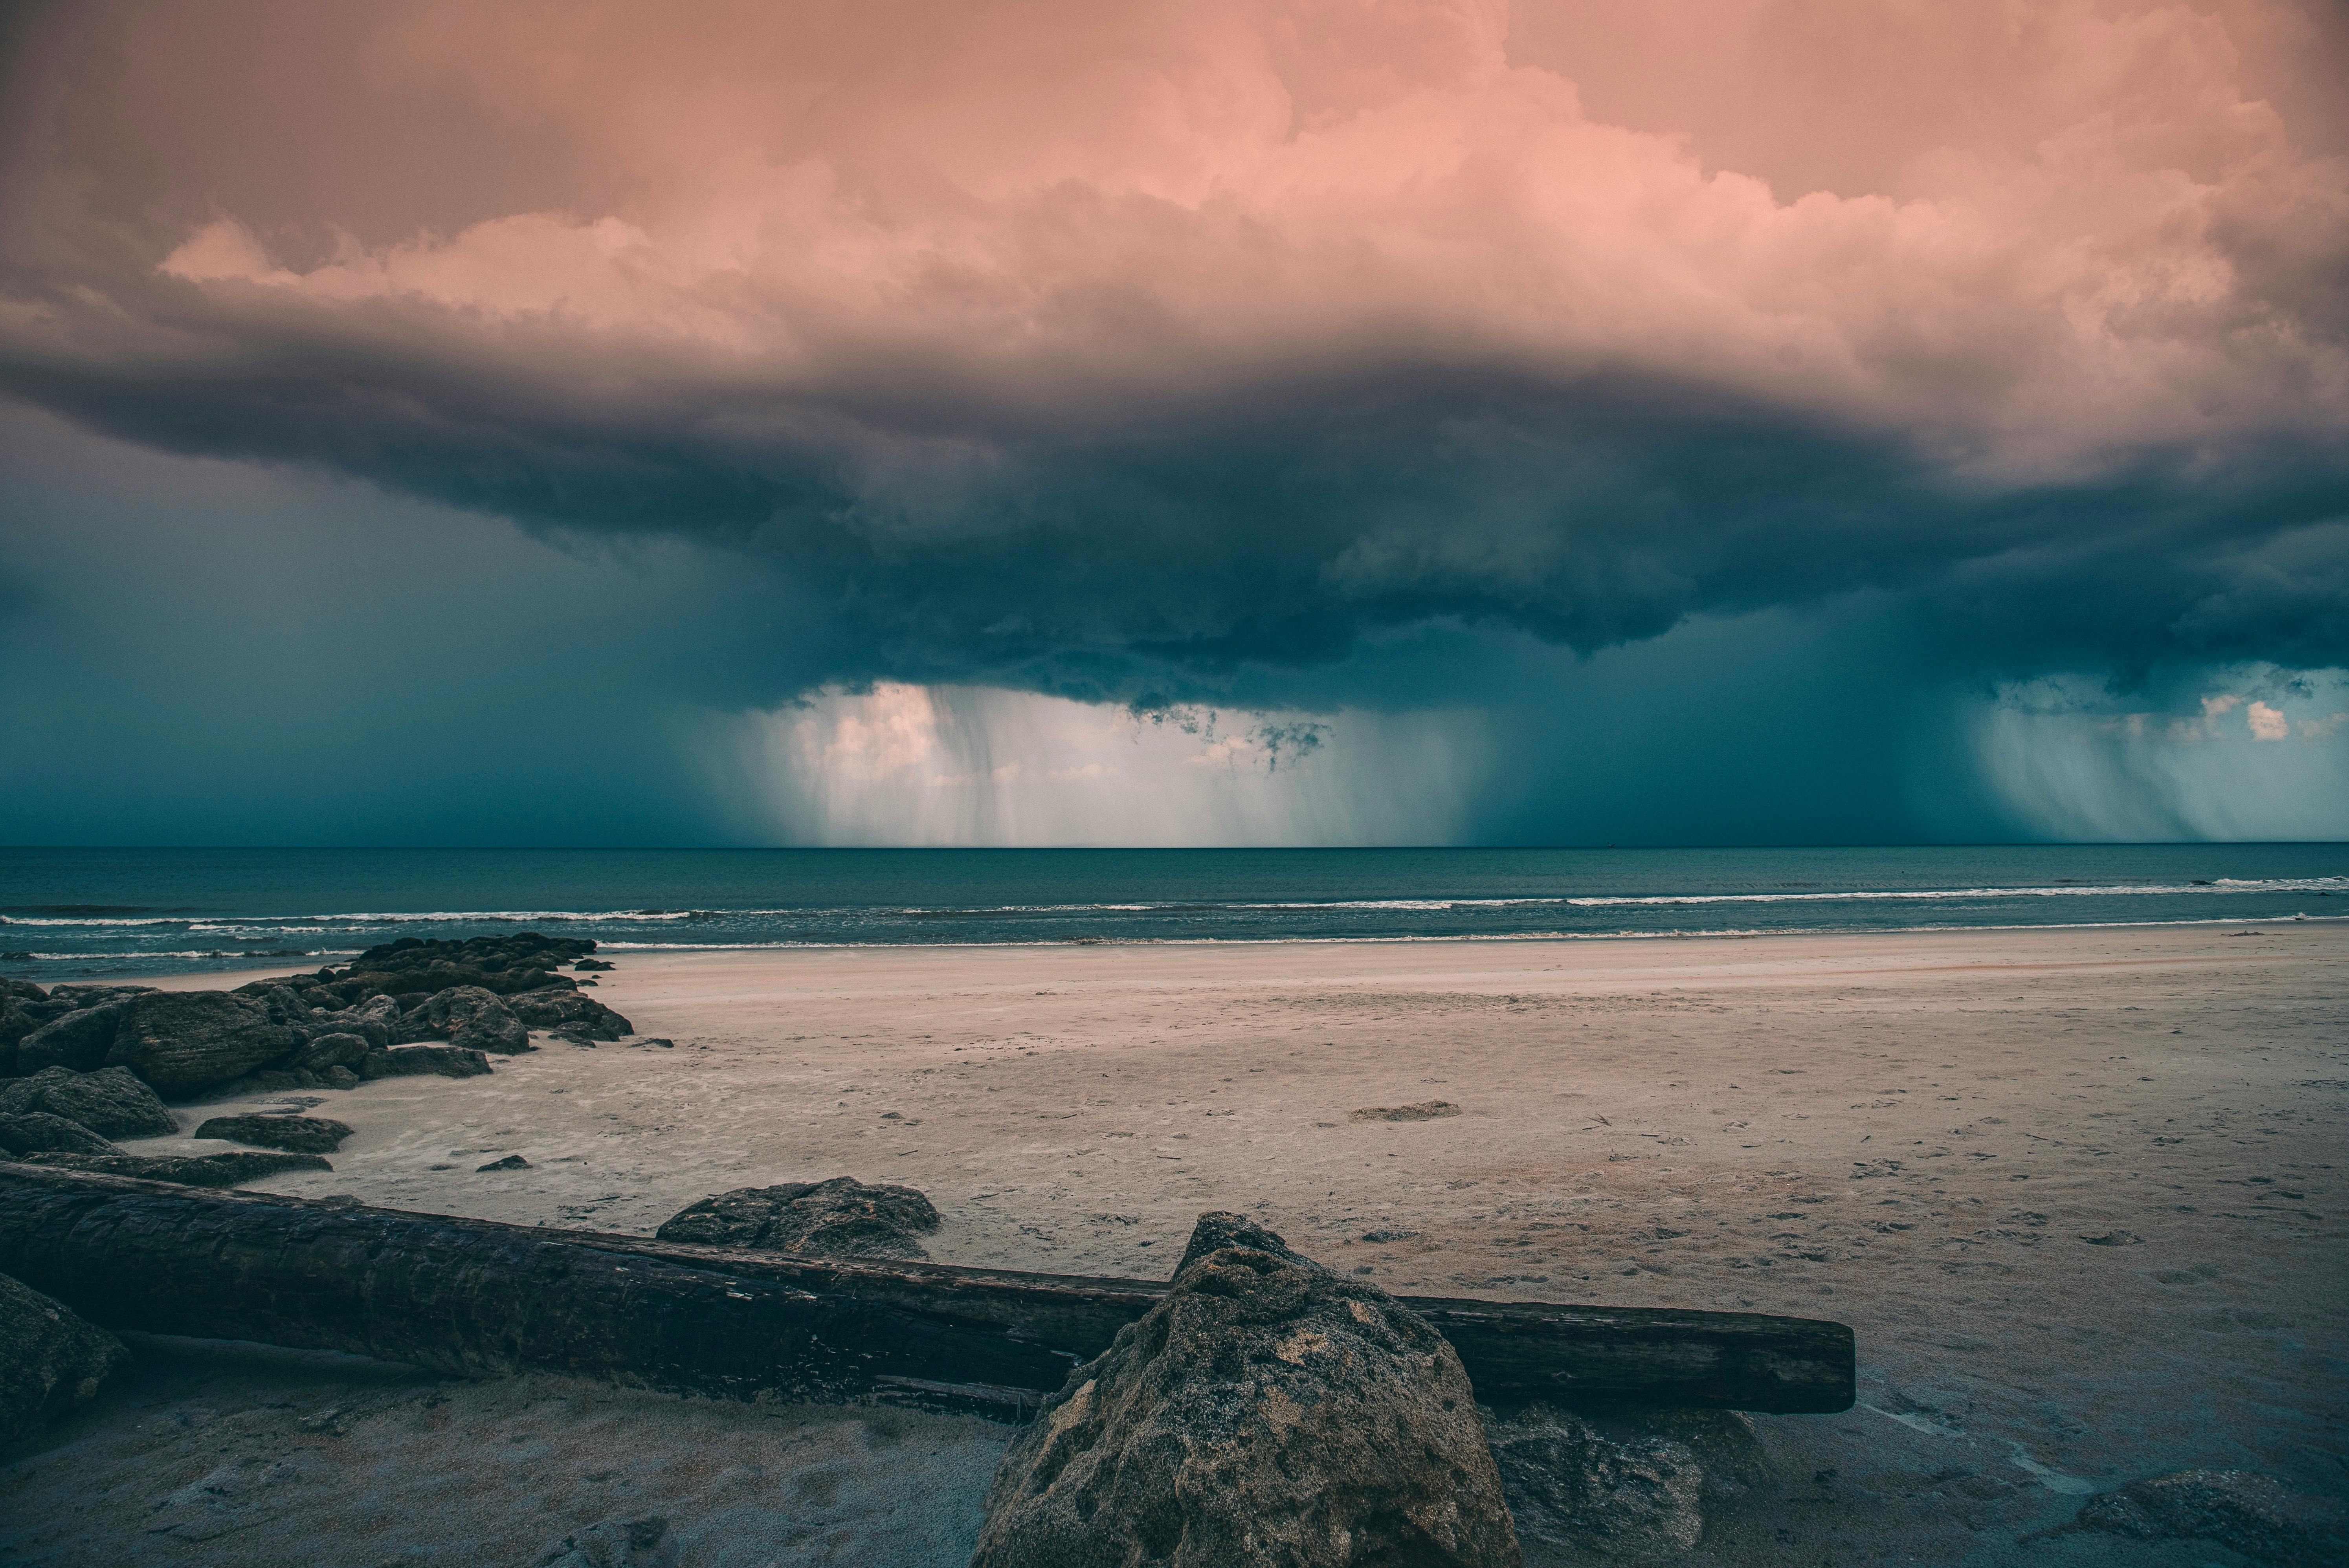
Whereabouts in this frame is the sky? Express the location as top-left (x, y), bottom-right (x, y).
top-left (2, 0), bottom-right (2345, 846)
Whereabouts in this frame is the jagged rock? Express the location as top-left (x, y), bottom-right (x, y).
top-left (292, 1032), bottom-right (370, 1074)
top-left (24, 1149), bottom-right (330, 1185)
top-left (14, 998), bottom-right (144, 1076)
top-left (1485, 1403), bottom-right (1769, 1562)
top-left (193, 1113), bottom-right (353, 1154)
top-left (534, 1514), bottom-right (680, 1568)
top-left (505, 985), bottom-right (634, 1040)
top-left (655, 1177), bottom-right (942, 1260)
top-left (1, 1271), bottom-right (130, 1451)
top-left (101, 992), bottom-right (298, 1097)
top-left (0, 1112), bottom-right (124, 1158)
top-left (970, 1211), bottom-right (1522, 1568)
top-left (359, 1045), bottom-right (491, 1080)
top-left (396, 986), bottom-right (531, 1055)
top-left (2076, 1469), bottom-right (2344, 1565)
top-left (0, 1066), bottom-right (177, 1139)
top-left (478, 1154), bottom-right (531, 1172)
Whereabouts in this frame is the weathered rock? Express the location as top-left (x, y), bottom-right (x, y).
top-left (970, 1211), bottom-right (1523, 1568)
top-left (572, 958), bottom-right (615, 971)
top-left (359, 1045), bottom-right (491, 1080)
top-left (43, 984), bottom-right (157, 1010)
top-left (1, 1271), bottom-right (130, 1451)
top-left (655, 1177), bottom-right (942, 1260)
top-left (0, 999), bottom-right (43, 1077)
top-left (319, 1064), bottom-right (361, 1089)
top-left (478, 1154), bottom-right (531, 1172)
top-left (193, 1113), bottom-right (353, 1154)
top-left (506, 986), bottom-right (635, 1040)
top-left (0, 1066), bottom-right (177, 1139)
top-left (14, 998), bottom-right (142, 1076)
top-left (398, 987), bottom-right (532, 1055)
top-left (23, 1150), bottom-right (330, 1186)
top-left (533, 1513), bottom-right (680, 1568)
top-left (0, 1112), bottom-right (124, 1158)
top-left (2076, 1469), bottom-right (2343, 1565)
top-left (356, 994), bottom-right (402, 1038)
top-left (102, 992), bottom-right (297, 1097)
top-left (1485, 1403), bottom-right (1769, 1562)
top-left (292, 1032), bottom-right (370, 1074)
top-left (0, 980), bottom-right (46, 1003)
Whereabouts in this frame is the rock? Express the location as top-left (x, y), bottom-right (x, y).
top-left (24, 1149), bottom-right (331, 1186)
top-left (320, 1064), bottom-right (361, 1089)
top-left (505, 985), bottom-right (635, 1040)
top-left (571, 958), bottom-right (615, 971)
top-left (1485, 1404), bottom-right (1769, 1562)
top-left (101, 992), bottom-right (298, 1097)
top-left (0, 1066), bottom-right (177, 1138)
top-left (0, 980), bottom-right (46, 1003)
top-left (552, 1028), bottom-right (599, 1048)
top-left (1351, 1101), bottom-right (1463, 1122)
top-left (43, 983), bottom-right (158, 1009)
top-left (0, 999), bottom-right (43, 1077)
top-left (193, 1113), bottom-right (353, 1154)
top-left (654, 1176), bottom-right (942, 1260)
top-left (14, 998), bottom-right (143, 1076)
top-left (0, 1111), bottom-right (125, 1157)
top-left (636, 1038), bottom-right (676, 1049)
top-left (299, 1009), bottom-right (389, 1053)
top-left (478, 1154), bottom-right (531, 1171)
top-left (292, 1032), bottom-right (370, 1074)
top-left (2076, 1469), bottom-right (2343, 1565)
top-left (399, 987), bottom-right (532, 1055)
top-left (970, 1211), bottom-right (1522, 1568)
top-left (534, 1514), bottom-right (679, 1568)
top-left (1, 1271), bottom-right (130, 1452)
top-left (359, 1045), bottom-right (492, 1080)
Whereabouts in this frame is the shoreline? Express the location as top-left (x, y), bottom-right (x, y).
top-left (13, 921), bottom-right (2346, 1562)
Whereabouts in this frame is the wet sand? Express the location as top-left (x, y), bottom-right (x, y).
top-left (7, 922), bottom-right (2344, 1564)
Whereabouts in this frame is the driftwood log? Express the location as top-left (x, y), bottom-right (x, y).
top-left (0, 1163), bottom-right (1854, 1418)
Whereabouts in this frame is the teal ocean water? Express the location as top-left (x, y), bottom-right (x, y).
top-left (1, 844), bottom-right (2344, 982)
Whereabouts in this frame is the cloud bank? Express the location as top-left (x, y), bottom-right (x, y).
top-left (1, 0), bottom-right (2345, 842)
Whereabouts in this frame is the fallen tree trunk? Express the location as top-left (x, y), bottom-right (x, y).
top-left (0, 1163), bottom-right (1854, 1417)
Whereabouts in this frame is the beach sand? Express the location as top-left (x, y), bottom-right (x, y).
top-left (6, 922), bottom-right (2343, 1564)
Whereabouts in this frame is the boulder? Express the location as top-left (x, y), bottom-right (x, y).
top-left (0, 1111), bottom-right (125, 1157)
top-left (1485, 1404), bottom-right (1769, 1561)
top-left (969, 1212), bottom-right (1522, 1568)
top-left (398, 987), bottom-right (531, 1055)
top-left (0, 998), bottom-right (44, 1077)
top-left (2076, 1469), bottom-right (2343, 1565)
top-left (24, 1150), bottom-right (331, 1186)
top-left (478, 1154), bottom-right (531, 1172)
top-left (193, 1113), bottom-right (353, 1154)
top-left (1, 1271), bottom-right (130, 1452)
top-left (655, 1176), bottom-right (942, 1260)
top-left (359, 1045), bottom-right (491, 1080)
top-left (0, 1066), bottom-right (177, 1139)
top-left (102, 992), bottom-right (297, 1097)
top-left (505, 986), bottom-right (635, 1040)
top-left (0, 980), bottom-right (46, 1003)
top-left (292, 1032), bottom-right (370, 1074)
top-left (14, 998), bottom-right (142, 1075)
top-left (43, 983), bottom-right (158, 1010)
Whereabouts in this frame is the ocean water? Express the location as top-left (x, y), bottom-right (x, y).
top-left (1, 844), bottom-right (2344, 983)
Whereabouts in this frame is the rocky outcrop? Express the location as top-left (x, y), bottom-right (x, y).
top-left (970, 1211), bottom-right (1523, 1568)
top-left (359, 1045), bottom-right (492, 1079)
top-left (504, 985), bottom-right (635, 1041)
top-left (99, 992), bottom-right (297, 1097)
top-left (1, 1271), bottom-right (130, 1452)
top-left (0, 1112), bottom-right (124, 1158)
top-left (655, 1177), bottom-right (942, 1260)
top-left (294, 932), bottom-right (600, 1008)
top-left (0, 1066), bottom-right (177, 1139)
top-left (0, 982), bottom-right (51, 1077)
top-left (397, 986), bottom-right (530, 1055)
top-left (23, 1150), bottom-right (331, 1185)
top-left (1486, 1403), bottom-right (1769, 1562)
top-left (194, 1113), bottom-right (353, 1154)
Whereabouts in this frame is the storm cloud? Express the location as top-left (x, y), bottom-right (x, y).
top-left (2, 0), bottom-right (2345, 841)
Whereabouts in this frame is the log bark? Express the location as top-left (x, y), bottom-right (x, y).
top-left (0, 1163), bottom-right (1854, 1417)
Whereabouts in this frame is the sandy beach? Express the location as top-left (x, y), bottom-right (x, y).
top-left (7, 921), bottom-right (2345, 1564)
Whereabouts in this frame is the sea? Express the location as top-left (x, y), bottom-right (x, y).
top-left (0, 844), bottom-right (2343, 984)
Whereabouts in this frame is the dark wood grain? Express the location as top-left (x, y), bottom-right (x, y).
top-left (0, 1163), bottom-right (1854, 1415)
